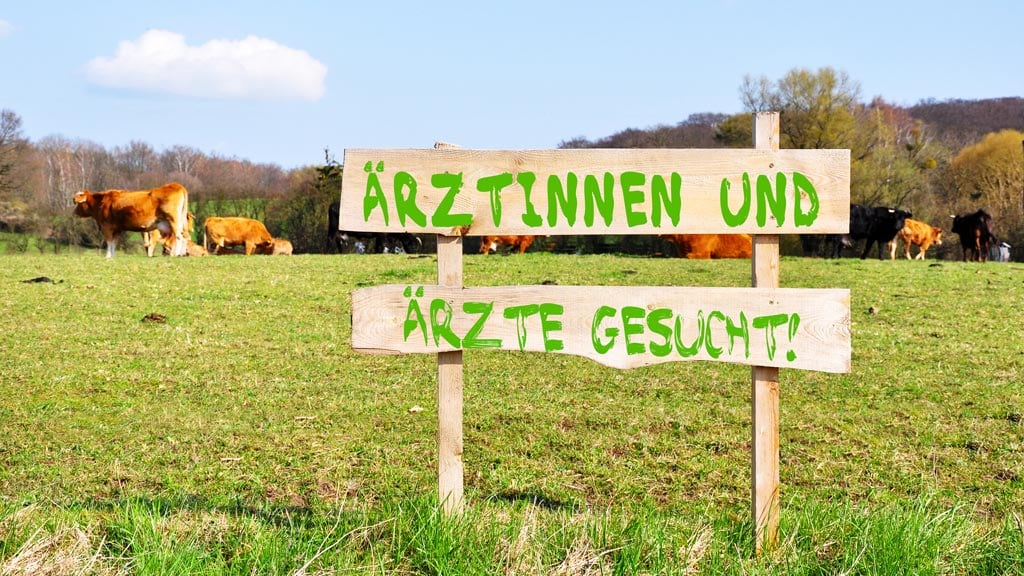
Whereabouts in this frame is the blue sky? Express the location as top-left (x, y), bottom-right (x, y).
top-left (2, 1), bottom-right (1022, 170)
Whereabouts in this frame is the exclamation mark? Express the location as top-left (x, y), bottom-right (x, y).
top-left (785, 314), bottom-right (801, 362)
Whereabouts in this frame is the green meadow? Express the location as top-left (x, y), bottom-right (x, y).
top-left (0, 251), bottom-right (1021, 574)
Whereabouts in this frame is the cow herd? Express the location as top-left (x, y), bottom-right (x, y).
top-left (800, 204), bottom-right (1002, 263)
top-left (462, 205), bottom-right (1002, 262)
top-left (73, 182), bottom-right (292, 258)
top-left (73, 184), bottom-right (1006, 263)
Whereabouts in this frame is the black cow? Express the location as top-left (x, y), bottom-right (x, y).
top-left (951, 209), bottom-right (995, 262)
top-left (327, 201), bottom-right (422, 254)
top-left (800, 234), bottom-right (853, 258)
top-left (849, 204), bottom-right (912, 260)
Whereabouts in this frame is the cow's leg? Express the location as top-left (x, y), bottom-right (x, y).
top-left (172, 221), bottom-right (187, 256)
top-left (402, 235), bottom-right (422, 254)
top-left (143, 231), bottom-right (155, 257)
top-left (100, 227), bottom-right (119, 258)
top-left (859, 239), bottom-right (873, 259)
top-left (915, 242), bottom-right (928, 260)
top-left (888, 240), bottom-right (898, 260)
top-left (173, 192), bottom-right (189, 257)
top-left (827, 235), bottom-right (842, 258)
top-left (174, 234), bottom-right (188, 256)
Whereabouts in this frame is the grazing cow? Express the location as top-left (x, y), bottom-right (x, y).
top-left (149, 236), bottom-right (208, 257)
top-left (848, 204), bottom-right (912, 260)
top-left (255, 238), bottom-right (294, 255)
top-left (72, 182), bottom-right (189, 258)
top-left (184, 240), bottom-right (208, 257)
top-left (800, 234), bottom-right (853, 258)
top-left (143, 212), bottom-right (196, 256)
top-left (479, 235), bottom-right (536, 254)
top-left (327, 201), bottom-right (421, 254)
top-left (203, 216), bottom-right (274, 255)
top-left (889, 218), bottom-right (943, 260)
top-left (951, 209), bottom-right (995, 262)
top-left (662, 234), bottom-right (752, 259)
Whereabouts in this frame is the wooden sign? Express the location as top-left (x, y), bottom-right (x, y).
top-left (342, 115), bottom-right (851, 553)
top-left (353, 285), bottom-right (851, 373)
top-left (339, 148), bottom-right (850, 235)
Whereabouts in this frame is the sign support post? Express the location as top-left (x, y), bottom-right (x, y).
top-left (437, 234), bottom-right (464, 515)
top-left (434, 142), bottom-right (465, 515)
top-left (751, 112), bottom-right (781, 553)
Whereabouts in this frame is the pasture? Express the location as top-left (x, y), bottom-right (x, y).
top-left (1, 251), bottom-right (1022, 574)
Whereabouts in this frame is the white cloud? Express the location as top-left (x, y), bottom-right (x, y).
top-left (85, 29), bottom-right (327, 101)
top-left (0, 20), bottom-right (12, 37)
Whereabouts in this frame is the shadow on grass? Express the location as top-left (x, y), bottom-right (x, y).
top-left (485, 489), bottom-right (570, 510)
top-left (66, 492), bottom-right (328, 530)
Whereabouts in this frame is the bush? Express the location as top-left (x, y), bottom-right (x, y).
top-left (7, 233), bottom-right (29, 253)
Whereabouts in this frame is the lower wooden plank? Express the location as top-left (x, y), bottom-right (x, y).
top-left (351, 285), bottom-right (850, 373)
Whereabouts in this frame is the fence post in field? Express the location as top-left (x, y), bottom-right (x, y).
top-left (751, 112), bottom-right (781, 553)
top-left (434, 140), bottom-right (464, 515)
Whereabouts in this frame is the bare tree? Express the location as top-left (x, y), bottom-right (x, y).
top-left (37, 136), bottom-right (111, 210)
top-left (113, 140), bottom-right (158, 187)
top-left (160, 145), bottom-right (200, 175)
top-left (0, 109), bottom-right (29, 201)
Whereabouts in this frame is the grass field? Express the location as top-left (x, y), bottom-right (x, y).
top-left (1, 250), bottom-right (1022, 574)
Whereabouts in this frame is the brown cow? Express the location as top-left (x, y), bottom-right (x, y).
top-left (184, 240), bottom-right (208, 257)
top-left (148, 235), bottom-right (208, 256)
top-left (143, 212), bottom-right (196, 256)
top-left (73, 182), bottom-right (189, 258)
top-left (889, 218), bottom-right (943, 260)
top-left (203, 217), bottom-right (274, 255)
top-left (255, 238), bottom-right (293, 255)
top-left (662, 234), bottom-right (752, 259)
top-left (480, 235), bottom-right (536, 254)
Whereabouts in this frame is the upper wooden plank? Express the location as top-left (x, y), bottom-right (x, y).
top-left (340, 148), bottom-right (850, 235)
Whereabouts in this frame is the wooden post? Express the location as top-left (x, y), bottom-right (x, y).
top-left (751, 112), bottom-right (781, 553)
top-left (437, 234), bottom-right (464, 515)
top-left (434, 141), bottom-right (464, 515)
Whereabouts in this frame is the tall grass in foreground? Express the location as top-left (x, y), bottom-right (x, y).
top-left (0, 252), bottom-right (1022, 573)
top-left (1, 496), bottom-right (1023, 574)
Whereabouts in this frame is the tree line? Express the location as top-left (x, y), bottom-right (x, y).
top-left (0, 113), bottom-right (340, 254)
top-left (2, 67), bottom-right (1022, 258)
top-left (562, 69), bottom-right (1024, 259)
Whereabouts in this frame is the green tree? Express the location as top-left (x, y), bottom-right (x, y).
top-left (850, 99), bottom-right (943, 212)
top-left (737, 67), bottom-right (862, 150)
top-left (713, 113), bottom-right (752, 148)
top-left (941, 129), bottom-right (1024, 251)
top-left (724, 68), bottom-right (939, 212)
top-left (265, 150), bottom-right (342, 254)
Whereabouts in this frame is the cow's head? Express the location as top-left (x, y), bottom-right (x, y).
top-left (72, 191), bottom-right (95, 217)
top-left (889, 209), bottom-right (912, 230)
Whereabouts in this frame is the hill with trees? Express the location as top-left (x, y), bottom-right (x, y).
top-left (909, 97), bottom-right (1024, 148)
top-left (1, 70), bottom-right (1021, 258)
top-left (560, 72), bottom-right (1023, 259)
